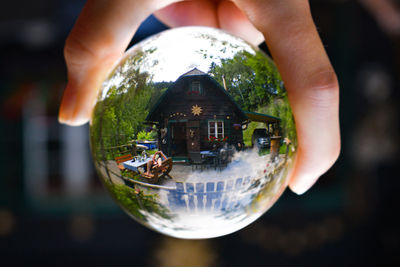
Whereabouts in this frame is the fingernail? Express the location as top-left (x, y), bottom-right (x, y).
top-left (289, 175), bottom-right (319, 195)
top-left (58, 83), bottom-right (77, 125)
top-left (290, 185), bottom-right (309, 195)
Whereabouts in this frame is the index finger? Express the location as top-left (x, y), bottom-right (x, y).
top-left (59, 0), bottom-right (176, 125)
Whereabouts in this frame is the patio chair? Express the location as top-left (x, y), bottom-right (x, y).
top-left (189, 151), bottom-right (204, 171)
top-left (218, 149), bottom-right (228, 169)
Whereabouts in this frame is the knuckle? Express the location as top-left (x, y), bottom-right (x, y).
top-left (307, 69), bottom-right (339, 92)
top-left (64, 31), bottom-right (96, 70)
top-left (303, 69), bottom-right (340, 110)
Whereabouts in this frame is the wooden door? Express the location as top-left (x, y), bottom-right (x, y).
top-left (187, 121), bottom-right (200, 152)
top-left (169, 122), bottom-right (187, 156)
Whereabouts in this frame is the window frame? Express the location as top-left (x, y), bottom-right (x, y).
top-left (208, 120), bottom-right (224, 139)
top-left (190, 81), bottom-right (201, 95)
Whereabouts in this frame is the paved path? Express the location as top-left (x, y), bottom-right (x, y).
top-left (95, 160), bottom-right (125, 185)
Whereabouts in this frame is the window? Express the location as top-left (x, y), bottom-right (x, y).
top-left (190, 81), bottom-right (201, 95)
top-left (208, 120), bottom-right (224, 138)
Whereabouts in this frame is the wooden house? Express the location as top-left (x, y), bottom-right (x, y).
top-left (145, 68), bottom-right (280, 162)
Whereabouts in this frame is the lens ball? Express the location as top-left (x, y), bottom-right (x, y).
top-left (90, 27), bottom-right (297, 239)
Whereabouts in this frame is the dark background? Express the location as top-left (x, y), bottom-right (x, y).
top-left (1, 0), bottom-right (399, 266)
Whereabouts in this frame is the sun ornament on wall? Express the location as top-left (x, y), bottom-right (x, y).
top-left (191, 104), bottom-right (202, 116)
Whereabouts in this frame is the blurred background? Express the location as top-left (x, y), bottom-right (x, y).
top-left (1, 0), bottom-right (399, 266)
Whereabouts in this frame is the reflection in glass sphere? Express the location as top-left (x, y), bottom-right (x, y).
top-left (90, 27), bottom-right (297, 239)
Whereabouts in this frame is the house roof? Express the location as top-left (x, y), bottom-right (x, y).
top-left (244, 111), bottom-right (281, 124)
top-left (145, 69), bottom-right (281, 125)
top-left (180, 68), bottom-right (206, 77)
top-left (145, 68), bottom-right (248, 123)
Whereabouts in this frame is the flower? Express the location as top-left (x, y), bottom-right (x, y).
top-left (206, 136), bottom-right (228, 143)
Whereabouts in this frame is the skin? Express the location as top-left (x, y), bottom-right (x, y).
top-left (59, 0), bottom-right (340, 195)
top-left (359, 0), bottom-right (400, 36)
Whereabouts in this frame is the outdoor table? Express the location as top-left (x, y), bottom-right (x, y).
top-left (200, 150), bottom-right (217, 157)
top-left (200, 150), bottom-right (218, 167)
top-left (123, 157), bottom-right (152, 172)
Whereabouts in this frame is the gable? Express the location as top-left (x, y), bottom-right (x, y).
top-left (146, 72), bottom-right (248, 123)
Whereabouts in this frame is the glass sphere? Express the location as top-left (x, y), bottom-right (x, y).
top-left (90, 27), bottom-right (297, 239)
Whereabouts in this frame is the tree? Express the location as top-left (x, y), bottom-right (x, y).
top-left (208, 49), bottom-right (296, 147)
top-left (91, 72), bottom-right (172, 160)
top-left (208, 50), bottom-right (284, 111)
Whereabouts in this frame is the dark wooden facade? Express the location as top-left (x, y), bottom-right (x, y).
top-left (146, 69), bottom-right (248, 159)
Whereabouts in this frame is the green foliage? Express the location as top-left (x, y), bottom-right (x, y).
top-left (91, 70), bottom-right (169, 160)
top-left (90, 47), bottom-right (171, 161)
top-left (261, 96), bottom-right (297, 146)
top-left (208, 49), bottom-right (296, 148)
top-left (146, 149), bottom-right (158, 155)
top-left (208, 50), bottom-right (284, 111)
top-left (104, 180), bottom-right (172, 221)
top-left (243, 121), bottom-right (265, 147)
top-left (280, 143), bottom-right (288, 154)
top-left (137, 130), bottom-right (156, 141)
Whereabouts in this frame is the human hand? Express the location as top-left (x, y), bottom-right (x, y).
top-left (59, 0), bottom-right (340, 195)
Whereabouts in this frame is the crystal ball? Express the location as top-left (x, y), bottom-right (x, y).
top-left (90, 27), bottom-right (297, 239)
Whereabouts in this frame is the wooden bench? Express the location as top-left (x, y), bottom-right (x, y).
top-left (115, 154), bottom-right (133, 170)
top-left (141, 157), bottom-right (173, 183)
top-left (152, 157), bottom-right (173, 175)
